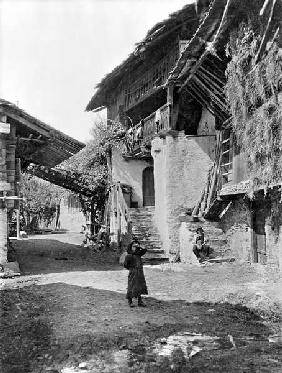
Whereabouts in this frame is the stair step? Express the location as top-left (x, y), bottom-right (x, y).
top-left (130, 207), bottom-right (166, 262)
top-left (146, 249), bottom-right (165, 254)
top-left (144, 252), bottom-right (168, 259)
top-left (208, 238), bottom-right (227, 245)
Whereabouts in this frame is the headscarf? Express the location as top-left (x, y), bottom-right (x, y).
top-left (127, 239), bottom-right (141, 254)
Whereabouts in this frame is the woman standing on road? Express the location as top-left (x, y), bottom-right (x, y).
top-left (124, 240), bottom-right (148, 307)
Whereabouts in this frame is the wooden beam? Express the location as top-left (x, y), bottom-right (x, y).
top-left (0, 109), bottom-right (50, 138)
top-left (17, 137), bottom-right (46, 144)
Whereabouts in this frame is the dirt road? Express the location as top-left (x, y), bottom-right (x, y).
top-left (1, 233), bottom-right (282, 372)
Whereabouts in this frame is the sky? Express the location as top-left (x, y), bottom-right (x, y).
top-left (0, 0), bottom-right (192, 143)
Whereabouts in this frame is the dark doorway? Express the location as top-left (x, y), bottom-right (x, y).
top-left (252, 200), bottom-right (268, 264)
top-left (142, 167), bottom-right (155, 206)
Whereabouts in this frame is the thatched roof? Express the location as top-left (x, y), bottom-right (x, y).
top-left (0, 99), bottom-right (85, 168)
top-left (86, 3), bottom-right (199, 112)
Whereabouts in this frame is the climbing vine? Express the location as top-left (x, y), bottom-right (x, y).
top-left (225, 22), bottom-right (282, 189)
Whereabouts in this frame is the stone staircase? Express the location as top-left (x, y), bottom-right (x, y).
top-left (129, 207), bottom-right (169, 265)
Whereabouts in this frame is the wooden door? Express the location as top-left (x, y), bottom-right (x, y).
top-left (142, 167), bottom-right (155, 206)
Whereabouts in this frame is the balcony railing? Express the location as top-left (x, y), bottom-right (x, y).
top-left (123, 103), bottom-right (170, 155)
top-left (124, 49), bottom-right (178, 111)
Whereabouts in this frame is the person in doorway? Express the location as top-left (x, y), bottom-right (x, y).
top-left (124, 240), bottom-right (148, 307)
top-left (192, 226), bottom-right (210, 262)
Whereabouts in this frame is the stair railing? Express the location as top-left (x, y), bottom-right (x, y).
top-left (109, 181), bottom-right (131, 246)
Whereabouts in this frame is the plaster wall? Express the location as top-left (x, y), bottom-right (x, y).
top-left (179, 221), bottom-right (202, 265)
top-left (112, 148), bottom-right (152, 207)
top-left (232, 151), bottom-right (248, 185)
top-left (197, 108), bottom-right (215, 135)
top-left (38, 197), bottom-right (86, 232)
top-left (152, 133), bottom-right (215, 256)
top-left (59, 200), bottom-right (86, 232)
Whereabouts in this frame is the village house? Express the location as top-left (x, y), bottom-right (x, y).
top-left (0, 99), bottom-right (84, 272)
top-left (86, 0), bottom-right (282, 270)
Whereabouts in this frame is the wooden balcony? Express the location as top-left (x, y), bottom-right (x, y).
top-left (123, 41), bottom-right (188, 112)
top-left (123, 103), bottom-right (170, 158)
top-left (124, 51), bottom-right (177, 111)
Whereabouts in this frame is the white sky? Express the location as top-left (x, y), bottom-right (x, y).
top-left (0, 0), bottom-right (192, 143)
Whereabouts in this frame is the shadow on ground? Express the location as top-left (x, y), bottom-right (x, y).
top-left (1, 283), bottom-right (281, 373)
top-left (13, 239), bottom-right (121, 274)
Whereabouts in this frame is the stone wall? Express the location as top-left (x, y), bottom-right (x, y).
top-left (219, 192), bottom-right (282, 271)
top-left (112, 148), bottom-right (152, 207)
top-left (152, 132), bottom-right (215, 256)
top-left (197, 108), bottom-right (215, 135)
top-left (265, 191), bottom-right (282, 270)
top-left (220, 198), bottom-right (252, 262)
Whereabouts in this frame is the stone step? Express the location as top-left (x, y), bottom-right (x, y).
top-left (131, 219), bottom-right (154, 224)
top-left (132, 230), bottom-right (160, 235)
top-left (132, 227), bottom-right (159, 232)
top-left (143, 253), bottom-right (169, 263)
top-left (129, 207), bottom-right (154, 211)
top-left (144, 246), bottom-right (163, 252)
top-left (132, 232), bottom-right (160, 239)
top-left (131, 214), bottom-right (153, 217)
top-left (130, 207), bottom-right (166, 263)
top-left (132, 226), bottom-right (158, 231)
top-left (136, 236), bottom-right (161, 242)
top-left (207, 238), bottom-right (227, 247)
top-left (142, 243), bottom-right (162, 249)
top-left (130, 215), bottom-right (154, 220)
top-left (135, 241), bottom-right (162, 246)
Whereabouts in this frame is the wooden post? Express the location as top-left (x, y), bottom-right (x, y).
top-left (90, 197), bottom-right (95, 236)
top-left (0, 115), bottom-right (9, 264)
top-left (16, 206), bottom-right (20, 240)
top-left (110, 184), bottom-right (115, 241)
top-left (116, 182), bottom-right (121, 247)
top-left (167, 83), bottom-right (174, 129)
top-left (250, 201), bottom-right (258, 263)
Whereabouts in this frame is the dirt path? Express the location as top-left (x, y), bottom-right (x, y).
top-left (1, 234), bottom-right (282, 372)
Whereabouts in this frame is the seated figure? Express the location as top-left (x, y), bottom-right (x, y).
top-left (192, 227), bottom-right (211, 262)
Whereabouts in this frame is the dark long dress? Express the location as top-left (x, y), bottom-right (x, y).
top-left (124, 248), bottom-right (148, 299)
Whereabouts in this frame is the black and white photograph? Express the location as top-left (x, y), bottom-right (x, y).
top-left (0, 0), bottom-right (282, 371)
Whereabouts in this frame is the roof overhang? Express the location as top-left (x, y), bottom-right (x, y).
top-left (0, 99), bottom-right (85, 168)
top-left (85, 3), bottom-right (200, 112)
